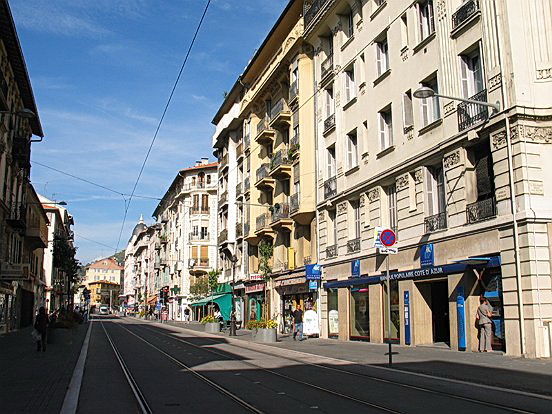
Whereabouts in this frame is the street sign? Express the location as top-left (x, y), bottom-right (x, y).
top-left (380, 229), bottom-right (396, 247)
top-left (379, 247), bottom-right (398, 254)
top-left (351, 259), bottom-right (360, 277)
top-left (306, 264), bottom-right (322, 280)
top-left (308, 280), bottom-right (318, 290)
top-left (420, 243), bottom-right (434, 267)
top-left (373, 226), bottom-right (384, 248)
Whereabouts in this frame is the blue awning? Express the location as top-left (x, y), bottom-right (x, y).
top-left (324, 256), bottom-right (501, 289)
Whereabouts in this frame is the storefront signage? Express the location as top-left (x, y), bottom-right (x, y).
top-left (378, 263), bottom-right (467, 282)
top-left (420, 244), bottom-right (434, 267)
top-left (306, 264), bottom-right (322, 280)
top-left (308, 280), bottom-right (318, 290)
top-left (404, 291), bottom-right (411, 345)
top-left (0, 263), bottom-right (30, 281)
top-left (275, 276), bottom-right (306, 287)
top-left (303, 309), bottom-right (320, 336)
top-left (457, 286), bottom-right (467, 351)
top-left (373, 226), bottom-right (384, 249)
top-left (351, 259), bottom-right (360, 278)
top-left (249, 273), bottom-right (264, 281)
top-left (245, 283), bottom-right (265, 293)
top-left (328, 310), bottom-right (339, 335)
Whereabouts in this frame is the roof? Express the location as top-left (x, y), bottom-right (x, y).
top-left (88, 257), bottom-right (123, 270)
top-left (0, 0), bottom-right (43, 137)
top-left (179, 161), bottom-right (218, 172)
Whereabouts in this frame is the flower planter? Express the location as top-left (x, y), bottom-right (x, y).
top-left (254, 327), bottom-right (277, 343)
top-left (204, 322), bottom-right (220, 333)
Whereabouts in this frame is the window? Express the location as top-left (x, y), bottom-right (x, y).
top-left (207, 174), bottom-right (211, 184)
top-left (352, 200), bottom-right (361, 239)
top-left (400, 13), bottom-right (409, 49)
top-left (460, 48), bottom-right (484, 99)
top-left (378, 107), bottom-right (393, 150)
top-left (402, 90), bottom-right (414, 130)
top-left (418, 0), bottom-right (435, 41)
top-left (325, 86), bottom-right (334, 118)
top-left (329, 209), bottom-right (337, 244)
top-left (420, 75), bottom-right (441, 126)
top-left (387, 185), bottom-right (398, 231)
top-left (344, 9), bottom-right (354, 38)
top-left (347, 130), bottom-right (358, 169)
top-left (344, 65), bottom-right (356, 103)
top-left (192, 225), bottom-right (198, 236)
top-left (426, 164), bottom-right (446, 216)
top-left (470, 141), bottom-right (495, 201)
top-left (376, 37), bottom-right (389, 76)
top-left (327, 146), bottom-right (336, 178)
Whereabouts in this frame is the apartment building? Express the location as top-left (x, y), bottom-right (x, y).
top-left (213, 0), bottom-right (318, 331)
top-left (152, 159), bottom-right (218, 320)
top-left (82, 257), bottom-right (123, 308)
top-left (305, 0), bottom-right (552, 357)
top-left (0, 0), bottom-right (45, 332)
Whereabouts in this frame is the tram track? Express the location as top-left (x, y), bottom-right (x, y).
top-left (125, 319), bottom-right (543, 414)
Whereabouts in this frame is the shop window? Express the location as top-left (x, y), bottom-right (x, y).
top-left (383, 280), bottom-right (400, 343)
top-left (350, 285), bottom-right (370, 340)
top-left (327, 289), bottom-right (339, 338)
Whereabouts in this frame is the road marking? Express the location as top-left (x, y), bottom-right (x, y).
top-left (60, 319), bottom-right (93, 414)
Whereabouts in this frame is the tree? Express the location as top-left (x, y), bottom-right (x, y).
top-left (258, 240), bottom-right (273, 319)
top-left (208, 269), bottom-right (220, 293)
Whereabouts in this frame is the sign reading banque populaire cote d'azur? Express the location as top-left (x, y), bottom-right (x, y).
top-left (306, 264), bottom-right (322, 280)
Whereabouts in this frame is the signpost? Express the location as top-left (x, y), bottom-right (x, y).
top-left (380, 228), bottom-right (396, 366)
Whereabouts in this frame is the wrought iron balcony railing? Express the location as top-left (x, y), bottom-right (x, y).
top-left (236, 222), bottom-right (243, 238)
top-left (256, 213), bottom-right (270, 231)
top-left (219, 191), bottom-right (228, 205)
top-left (190, 206), bottom-right (209, 214)
top-left (189, 232), bottom-right (210, 241)
top-left (347, 238), bottom-right (361, 253)
top-left (7, 201), bottom-right (26, 228)
top-left (326, 244), bottom-right (338, 258)
top-left (256, 117), bottom-right (269, 136)
top-left (466, 197), bottom-right (496, 224)
top-left (457, 89), bottom-right (488, 131)
top-left (291, 132), bottom-right (300, 149)
top-left (304, 0), bottom-right (331, 29)
top-left (244, 176), bottom-right (250, 192)
top-left (324, 176), bottom-right (337, 199)
top-left (220, 153), bottom-right (229, 168)
top-left (290, 81), bottom-right (298, 101)
top-left (324, 113), bottom-right (335, 132)
top-left (256, 163), bottom-right (271, 182)
top-left (236, 182), bottom-right (243, 196)
top-left (452, 0), bottom-right (479, 30)
top-left (424, 211), bottom-right (448, 233)
top-left (244, 222), bottom-right (250, 235)
top-left (236, 143), bottom-right (243, 158)
top-left (321, 54), bottom-right (334, 80)
top-left (244, 133), bottom-right (250, 148)
top-left (217, 229), bottom-right (228, 244)
top-left (270, 149), bottom-right (292, 170)
top-left (271, 202), bottom-right (290, 223)
top-left (270, 98), bottom-right (289, 121)
top-left (290, 192), bottom-right (300, 213)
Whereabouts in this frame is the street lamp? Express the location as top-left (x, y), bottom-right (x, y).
top-left (412, 86), bottom-right (501, 113)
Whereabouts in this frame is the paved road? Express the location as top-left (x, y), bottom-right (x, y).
top-left (77, 316), bottom-right (551, 413)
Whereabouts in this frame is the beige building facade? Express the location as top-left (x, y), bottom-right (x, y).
top-left (304, 0), bottom-right (552, 358)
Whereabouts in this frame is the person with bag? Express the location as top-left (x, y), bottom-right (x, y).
top-left (476, 297), bottom-right (493, 352)
top-left (34, 306), bottom-right (49, 352)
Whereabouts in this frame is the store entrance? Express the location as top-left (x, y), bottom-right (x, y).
top-left (430, 280), bottom-right (450, 344)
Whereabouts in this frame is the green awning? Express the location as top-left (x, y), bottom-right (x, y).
top-left (190, 293), bottom-right (232, 321)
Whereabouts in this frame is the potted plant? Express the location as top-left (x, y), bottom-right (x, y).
top-left (201, 315), bottom-right (220, 333)
top-left (255, 319), bottom-right (278, 343)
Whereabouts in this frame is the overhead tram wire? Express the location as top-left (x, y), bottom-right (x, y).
top-left (32, 160), bottom-right (162, 201)
top-left (114, 0), bottom-right (212, 254)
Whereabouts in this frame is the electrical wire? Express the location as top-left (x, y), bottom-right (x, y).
top-left (74, 233), bottom-right (119, 251)
top-left (114, 0), bottom-right (212, 254)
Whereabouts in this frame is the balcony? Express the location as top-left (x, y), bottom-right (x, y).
top-left (244, 133), bottom-right (250, 149)
top-left (244, 222), bottom-right (250, 236)
top-left (190, 206), bottom-right (210, 215)
top-left (466, 197), bottom-right (496, 224)
top-left (244, 176), bottom-right (250, 193)
top-left (0, 67), bottom-right (7, 109)
top-left (217, 228), bottom-right (228, 245)
top-left (457, 89), bottom-right (488, 131)
top-left (290, 192), bottom-right (300, 213)
top-left (271, 202), bottom-right (292, 231)
top-left (6, 202), bottom-right (26, 229)
top-left (190, 257), bottom-right (210, 270)
top-left (189, 232), bottom-right (210, 242)
top-left (425, 212), bottom-right (448, 233)
top-left (304, 0), bottom-right (332, 30)
top-left (219, 190), bottom-right (228, 207)
top-left (290, 132), bottom-right (300, 149)
top-left (326, 244), bottom-right (338, 259)
top-left (289, 81), bottom-right (298, 103)
top-left (255, 163), bottom-right (275, 189)
top-left (269, 98), bottom-right (291, 129)
top-left (324, 176), bottom-right (337, 199)
top-left (12, 137), bottom-right (31, 169)
top-left (452, 0), bottom-right (480, 32)
top-left (255, 117), bottom-right (275, 144)
top-left (270, 149), bottom-right (292, 178)
top-left (26, 221), bottom-right (48, 249)
top-left (321, 54), bottom-right (334, 83)
top-left (219, 153), bottom-right (229, 170)
top-left (160, 234), bottom-right (169, 244)
top-left (347, 238), bottom-right (361, 253)
top-left (180, 181), bottom-right (216, 193)
top-left (236, 222), bottom-right (243, 238)
top-left (236, 143), bottom-right (244, 159)
top-left (236, 182), bottom-right (243, 197)
top-left (255, 212), bottom-right (275, 237)
top-left (323, 113), bottom-right (335, 133)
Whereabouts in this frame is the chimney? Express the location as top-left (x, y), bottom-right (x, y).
top-left (201, 157), bottom-right (208, 165)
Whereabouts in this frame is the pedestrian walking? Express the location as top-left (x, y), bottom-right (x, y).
top-left (184, 307), bottom-right (190, 323)
top-left (476, 297), bottom-right (493, 352)
top-left (34, 307), bottom-right (49, 352)
top-left (292, 305), bottom-right (304, 341)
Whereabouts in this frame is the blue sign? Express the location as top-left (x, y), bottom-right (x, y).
top-left (351, 259), bottom-right (360, 278)
top-left (309, 280), bottom-right (318, 290)
top-left (156, 301), bottom-right (162, 311)
top-left (404, 291), bottom-right (411, 345)
top-left (306, 264), bottom-right (322, 280)
top-left (420, 244), bottom-right (434, 267)
top-left (457, 286), bottom-right (466, 351)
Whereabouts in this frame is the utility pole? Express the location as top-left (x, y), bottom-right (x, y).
top-left (386, 252), bottom-right (392, 367)
top-left (229, 254), bottom-right (238, 336)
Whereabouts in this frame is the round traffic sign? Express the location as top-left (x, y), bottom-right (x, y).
top-left (380, 229), bottom-right (396, 247)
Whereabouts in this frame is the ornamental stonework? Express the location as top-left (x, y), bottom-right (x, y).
top-left (488, 73), bottom-right (502, 92)
top-left (367, 188), bottom-right (380, 202)
top-left (443, 151), bottom-right (460, 169)
top-left (520, 125), bottom-right (552, 143)
top-left (396, 174), bottom-right (409, 190)
top-left (492, 131), bottom-right (507, 149)
top-left (337, 202), bottom-right (347, 214)
top-left (359, 195), bottom-right (365, 208)
top-left (536, 67), bottom-right (552, 80)
top-left (414, 169), bottom-right (423, 183)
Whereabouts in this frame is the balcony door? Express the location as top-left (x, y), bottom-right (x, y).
top-left (327, 146), bottom-right (336, 179)
top-left (426, 165), bottom-right (446, 217)
top-left (460, 48), bottom-right (484, 99)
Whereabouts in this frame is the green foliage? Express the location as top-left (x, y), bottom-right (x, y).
top-left (208, 270), bottom-right (220, 293)
top-left (258, 240), bottom-right (273, 280)
top-left (190, 276), bottom-right (209, 298)
top-left (53, 236), bottom-right (80, 281)
top-left (288, 143), bottom-right (299, 161)
top-left (246, 319), bottom-right (278, 330)
top-left (201, 315), bottom-right (216, 324)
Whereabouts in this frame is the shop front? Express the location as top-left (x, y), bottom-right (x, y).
top-left (244, 282), bottom-right (265, 322)
top-left (275, 275), bottom-right (320, 336)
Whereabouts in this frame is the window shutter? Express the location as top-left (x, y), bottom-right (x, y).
top-left (428, 1), bottom-right (435, 34)
top-left (403, 93), bottom-right (414, 127)
top-left (436, 167), bottom-right (446, 214)
top-left (460, 55), bottom-right (470, 98)
top-left (425, 167), bottom-right (434, 216)
top-left (376, 43), bottom-right (382, 75)
top-left (344, 72), bottom-right (350, 102)
top-left (192, 246), bottom-right (198, 258)
top-left (475, 155), bottom-right (492, 198)
top-left (200, 245), bottom-right (208, 259)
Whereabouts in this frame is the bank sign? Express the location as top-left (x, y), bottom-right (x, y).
top-left (420, 244), bottom-right (434, 267)
top-left (306, 264), bottom-right (322, 280)
top-left (378, 263), bottom-right (468, 282)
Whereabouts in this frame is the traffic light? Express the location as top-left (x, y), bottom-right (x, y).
top-left (162, 286), bottom-right (169, 303)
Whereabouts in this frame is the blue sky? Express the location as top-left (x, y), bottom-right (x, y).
top-left (11, 0), bottom-right (288, 263)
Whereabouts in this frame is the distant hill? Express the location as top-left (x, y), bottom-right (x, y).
top-left (82, 250), bottom-right (125, 268)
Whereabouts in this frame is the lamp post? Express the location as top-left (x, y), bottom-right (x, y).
top-left (412, 86), bottom-right (500, 113)
top-left (229, 254), bottom-right (238, 336)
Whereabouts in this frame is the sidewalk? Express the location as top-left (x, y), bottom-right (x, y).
top-left (162, 320), bottom-right (552, 397)
top-left (0, 323), bottom-right (88, 413)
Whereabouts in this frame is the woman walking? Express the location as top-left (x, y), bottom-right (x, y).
top-left (34, 307), bottom-right (49, 352)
